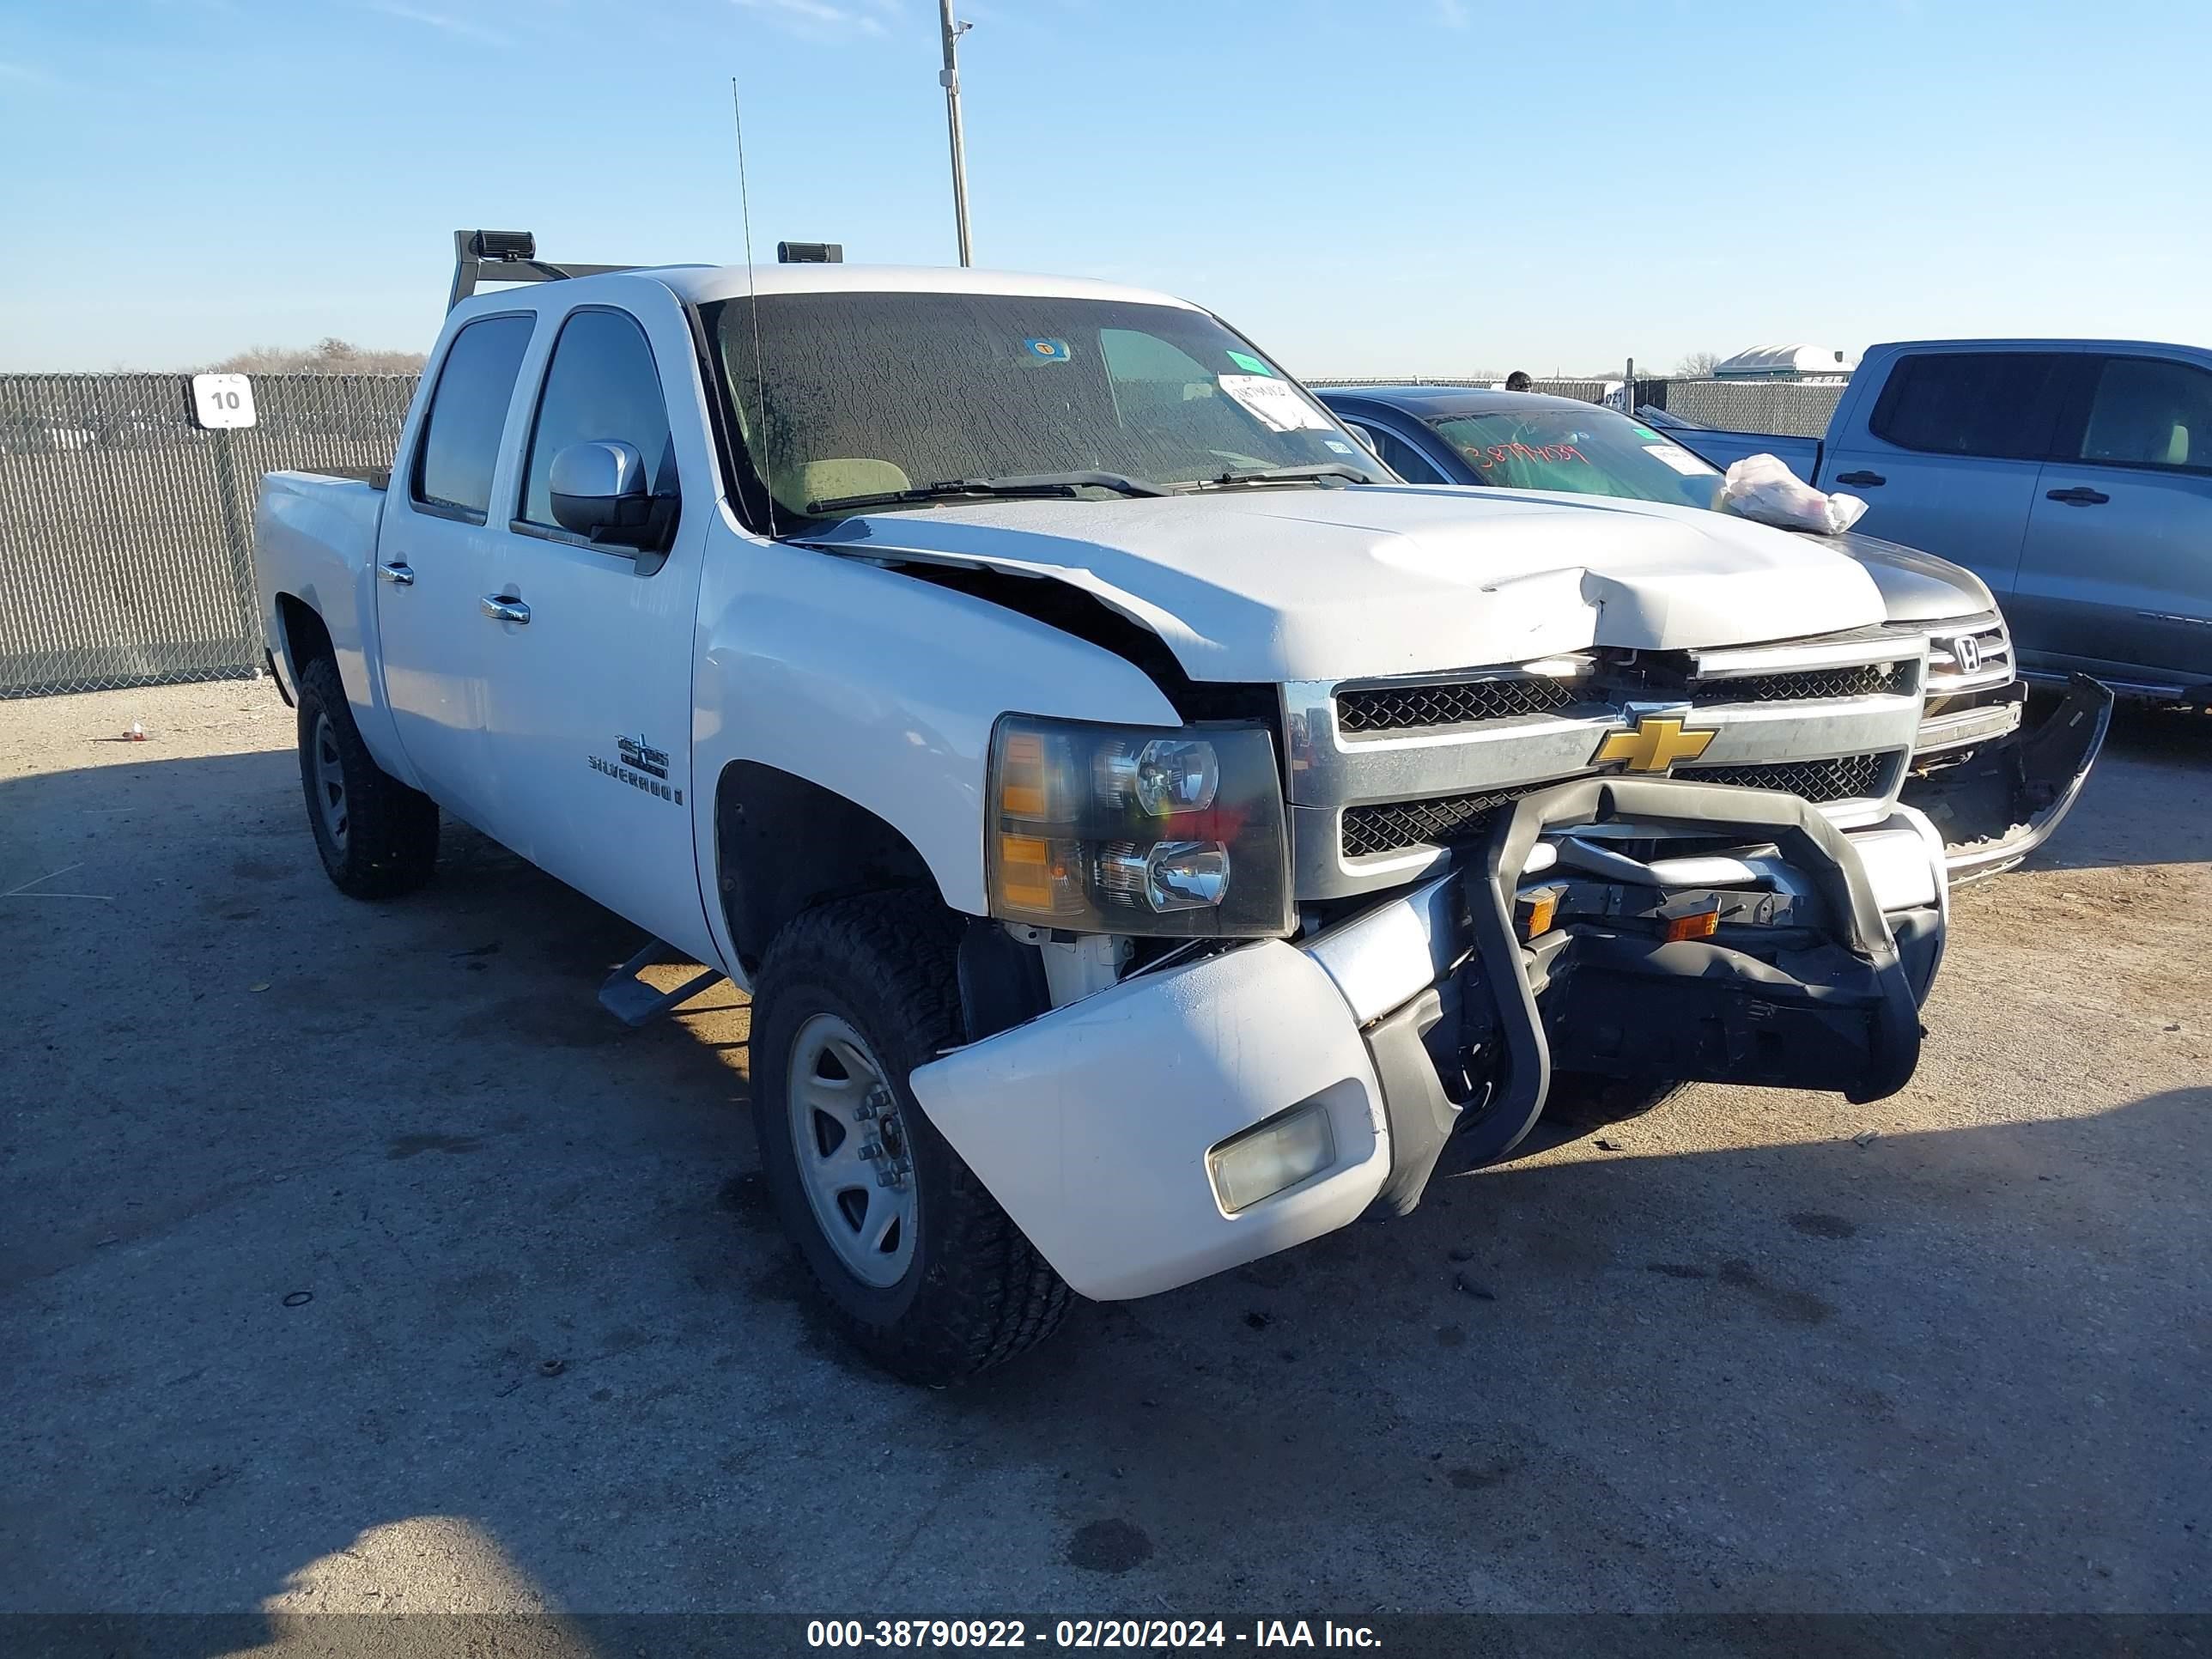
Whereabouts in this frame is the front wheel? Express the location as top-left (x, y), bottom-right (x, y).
top-left (749, 893), bottom-right (1071, 1384)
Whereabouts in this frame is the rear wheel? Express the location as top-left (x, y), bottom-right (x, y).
top-left (295, 656), bottom-right (440, 899)
top-left (750, 893), bottom-right (1071, 1384)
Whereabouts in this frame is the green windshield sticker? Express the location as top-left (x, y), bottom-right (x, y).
top-left (1631, 422), bottom-right (1661, 439)
top-left (1225, 350), bottom-right (1273, 376)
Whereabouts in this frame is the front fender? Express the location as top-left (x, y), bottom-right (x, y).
top-left (690, 521), bottom-right (1182, 977)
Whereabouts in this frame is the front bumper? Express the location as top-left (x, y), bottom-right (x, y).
top-left (912, 781), bottom-right (1949, 1303)
top-left (1899, 675), bottom-right (2112, 884)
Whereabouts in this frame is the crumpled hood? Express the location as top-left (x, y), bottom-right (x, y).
top-left (805, 483), bottom-right (1887, 683)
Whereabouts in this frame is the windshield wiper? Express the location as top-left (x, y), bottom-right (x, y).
top-left (806, 471), bottom-right (1170, 514)
top-left (1189, 463), bottom-right (1372, 490)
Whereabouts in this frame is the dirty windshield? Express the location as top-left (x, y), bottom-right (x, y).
top-left (1432, 406), bottom-right (1723, 509)
top-left (703, 290), bottom-right (1388, 518)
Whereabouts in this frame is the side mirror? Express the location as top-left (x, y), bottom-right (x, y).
top-left (549, 440), bottom-right (668, 548)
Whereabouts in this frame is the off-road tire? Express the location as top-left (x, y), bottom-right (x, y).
top-left (1544, 1072), bottom-right (1686, 1127)
top-left (750, 892), bottom-right (1072, 1383)
top-left (295, 655), bottom-right (440, 899)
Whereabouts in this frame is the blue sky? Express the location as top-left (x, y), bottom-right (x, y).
top-left (1, 0), bottom-right (2204, 374)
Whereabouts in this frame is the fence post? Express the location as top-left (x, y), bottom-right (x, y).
top-left (207, 422), bottom-right (264, 670)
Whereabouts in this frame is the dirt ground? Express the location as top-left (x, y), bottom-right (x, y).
top-left (3, 679), bottom-right (2208, 1630)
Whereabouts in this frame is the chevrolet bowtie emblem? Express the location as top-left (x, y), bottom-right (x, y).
top-left (1593, 714), bottom-right (1717, 774)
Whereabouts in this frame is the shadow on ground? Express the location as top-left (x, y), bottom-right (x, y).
top-left (2, 726), bottom-right (2207, 1637)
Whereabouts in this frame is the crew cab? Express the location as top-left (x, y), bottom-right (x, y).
top-left (1316, 385), bottom-right (2112, 882)
top-left (257, 232), bottom-right (1957, 1382)
top-left (1656, 340), bottom-right (2212, 707)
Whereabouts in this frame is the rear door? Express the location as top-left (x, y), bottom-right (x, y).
top-left (375, 312), bottom-right (537, 830)
top-left (2014, 353), bottom-right (2212, 686)
top-left (474, 298), bottom-right (709, 949)
top-left (1820, 350), bottom-right (2070, 603)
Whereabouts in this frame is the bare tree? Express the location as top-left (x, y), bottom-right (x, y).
top-left (201, 337), bottom-right (426, 374)
top-left (1674, 349), bottom-right (1723, 380)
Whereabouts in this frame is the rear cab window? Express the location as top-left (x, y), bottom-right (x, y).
top-left (410, 313), bottom-right (536, 521)
top-left (1868, 351), bottom-right (2069, 461)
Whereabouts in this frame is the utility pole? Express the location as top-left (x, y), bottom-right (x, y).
top-left (937, 0), bottom-right (973, 265)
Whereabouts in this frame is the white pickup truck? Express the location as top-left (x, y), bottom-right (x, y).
top-left (257, 232), bottom-right (1954, 1382)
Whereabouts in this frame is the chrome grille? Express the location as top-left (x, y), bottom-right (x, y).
top-left (1289, 629), bottom-right (1927, 899)
top-left (1676, 753), bottom-right (1887, 803)
top-left (1335, 675), bottom-right (1575, 734)
top-left (1341, 787), bottom-right (1531, 860)
top-left (1698, 661), bottom-right (1910, 703)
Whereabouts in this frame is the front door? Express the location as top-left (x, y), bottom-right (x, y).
top-left (2014, 353), bottom-right (2212, 687)
top-left (476, 301), bottom-right (711, 957)
top-left (375, 311), bottom-right (538, 831)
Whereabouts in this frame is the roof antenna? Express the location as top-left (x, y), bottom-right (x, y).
top-left (732, 75), bottom-right (776, 539)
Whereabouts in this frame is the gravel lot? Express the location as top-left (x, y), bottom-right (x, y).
top-left (3, 680), bottom-right (2208, 1630)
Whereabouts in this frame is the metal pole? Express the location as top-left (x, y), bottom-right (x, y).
top-left (937, 0), bottom-right (973, 265)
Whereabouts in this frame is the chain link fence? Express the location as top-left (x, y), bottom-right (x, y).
top-left (1633, 380), bottom-right (1845, 438)
top-left (0, 374), bottom-right (417, 699)
top-left (0, 368), bottom-right (1850, 701)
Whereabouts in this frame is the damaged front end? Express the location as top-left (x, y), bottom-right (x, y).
top-left (1900, 676), bottom-right (2113, 884)
top-left (912, 777), bottom-right (1948, 1303)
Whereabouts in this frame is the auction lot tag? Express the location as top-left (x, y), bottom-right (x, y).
top-left (1644, 442), bottom-right (1713, 476)
top-left (1218, 374), bottom-right (1330, 433)
top-left (191, 373), bottom-right (257, 430)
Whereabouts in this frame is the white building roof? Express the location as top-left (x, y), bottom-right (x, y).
top-left (1714, 344), bottom-right (1860, 380)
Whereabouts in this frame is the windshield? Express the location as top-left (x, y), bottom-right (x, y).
top-left (1430, 407), bottom-right (1723, 510)
top-left (703, 290), bottom-right (1388, 518)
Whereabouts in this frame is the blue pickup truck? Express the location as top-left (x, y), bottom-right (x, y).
top-left (1660, 340), bottom-right (2212, 707)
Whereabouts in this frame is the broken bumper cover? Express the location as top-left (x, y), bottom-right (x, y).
top-left (911, 781), bottom-right (1948, 1303)
top-left (1900, 675), bottom-right (2112, 885)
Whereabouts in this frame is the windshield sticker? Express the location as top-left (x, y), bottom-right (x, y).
top-left (1218, 374), bottom-right (1331, 433)
top-left (1468, 441), bottom-right (1592, 469)
top-left (1631, 422), bottom-right (1662, 439)
top-left (1225, 349), bottom-right (1274, 377)
top-left (1644, 443), bottom-right (1716, 477)
top-left (1323, 439), bottom-right (1355, 454)
top-left (1022, 337), bottom-right (1072, 365)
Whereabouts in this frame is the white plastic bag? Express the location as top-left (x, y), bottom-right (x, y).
top-left (1717, 453), bottom-right (1867, 536)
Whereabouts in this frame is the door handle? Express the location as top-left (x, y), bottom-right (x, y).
top-left (377, 562), bottom-right (415, 586)
top-left (2046, 486), bottom-right (2111, 506)
top-left (479, 594), bottom-right (532, 624)
top-left (1833, 470), bottom-right (1886, 488)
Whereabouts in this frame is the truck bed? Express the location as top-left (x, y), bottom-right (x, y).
top-left (1663, 425), bottom-right (1823, 479)
top-left (252, 469), bottom-right (391, 696)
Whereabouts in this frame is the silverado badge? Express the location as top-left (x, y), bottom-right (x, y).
top-left (589, 732), bottom-right (683, 805)
top-left (1592, 711), bottom-right (1717, 775)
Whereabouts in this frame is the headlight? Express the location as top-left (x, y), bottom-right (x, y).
top-left (986, 715), bottom-right (1292, 937)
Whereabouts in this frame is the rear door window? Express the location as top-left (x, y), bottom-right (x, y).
top-left (2074, 356), bottom-right (2212, 472)
top-left (518, 308), bottom-right (676, 531)
top-left (411, 313), bottom-right (535, 520)
top-left (1869, 351), bottom-right (2069, 461)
